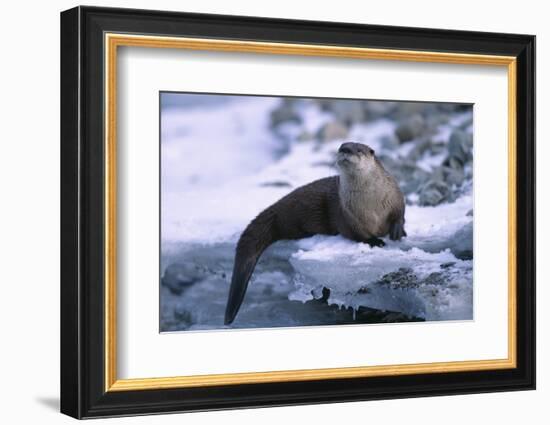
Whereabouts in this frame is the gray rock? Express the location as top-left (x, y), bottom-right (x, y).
top-left (406, 138), bottom-right (432, 162)
top-left (446, 129), bottom-right (473, 168)
top-left (296, 130), bottom-right (314, 142)
top-left (437, 103), bottom-right (463, 113)
top-left (395, 114), bottom-right (426, 143)
top-left (173, 307), bottom-right (193, 327)
top-left (450, 221), bottom-right (473, 260)
top-left (162, 262), bottom-right (208, 295)
top-left (414, 161), bottom-right (467, 207)
top-left (401, 169), bottom-right (432, 195)
top-left (378, 155), bottom-right (430, 195)
top-left (424, 112), bottom-right (450, 129)
top-left (311, 160), bottom-right (337, 168)
top-left (270, 99), bottom-right (302, 128)
top-left (429, 142), bottom-right (448, 156)
top-left (379, 133), bottom-right (401, 149)
top-left (423, 272), bottom-right (445, 287)
top-left (374, 267), bottom-right (419, 290)
top-left (391, 103), bottom-right (428, 119)
top-left (432, 165), bottom-right (465, 187)
top-left (332, 100), bottom-right (366, 125)
top-left (316, 120), bottom-right (348, 142)
top-left (418, 179), bottom-right (452, 206)
top-left (317, 99), bottom-right (365, 125)
top-left (443, 166), bottom-right (465, 186)
top-left (260, 181), bottom-right (292, 188)
top-left (363, 101), bottom-right (398, 120)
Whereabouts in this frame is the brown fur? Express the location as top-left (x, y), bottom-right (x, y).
top-left (224, 142), bottom-right (406, 324)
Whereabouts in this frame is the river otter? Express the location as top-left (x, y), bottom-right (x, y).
top-left (224, 142), bottom-right (407, 325)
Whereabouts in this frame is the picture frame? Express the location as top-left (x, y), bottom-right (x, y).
top-left (60, 5), bottom-right (535, 419)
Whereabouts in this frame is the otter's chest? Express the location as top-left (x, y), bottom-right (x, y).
top-left (340, 187), bottom-right (391, 238)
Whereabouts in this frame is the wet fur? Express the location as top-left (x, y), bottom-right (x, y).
top-left (225, 146), bottom-right (406, 325)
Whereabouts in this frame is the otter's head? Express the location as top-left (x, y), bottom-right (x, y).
top-left (336, 142), bottom-right (376, 177)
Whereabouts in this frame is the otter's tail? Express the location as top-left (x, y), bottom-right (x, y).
top-left (224, 209), bottom-right (278, 325)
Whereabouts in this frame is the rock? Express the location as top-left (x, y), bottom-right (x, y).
top-left (430, 141), bottom-right (447, 156)
top-left (450, 222), bottom-right (473, 260)
top-left (424, 112), bottom-right (450, 128)
top-left (296, 130), bottom-right (314, 142)
top-left (415, 162), bottom-right (465, 207)
top-left (320, 286), bottom-right (331, 303)
top-left (391, 103), bottom-right (428, 119)
top-left (418, 179), bottom-right (452, 206)
top-left (423, 272), bottom-right (445, 286)
top-left (378, 155), bottom-right (430, 195)
top-left (379, 312), bottom-right (422, 323)
top-left (317, 99), bottom-right (365, 125)
top-left (173, 307), bottom-right (193, 326)
top-left (437, 103), bottom-right (462, 113)
top-left (332, 100), bottom-right (366, 125)
top-left (270, 99), bottom-right (302, 128)
top-left (459, 118), bottom-right (474, 131)
top-left (260, 181), bottom-right (292, 188)
top-left (406, 138), bottom-right (432, 162)
top-left (403, 169), bottom-right (432, 195)
top-left (446, 129), bottom-right (473, 168)
top-left (379, 133), bottom-right (401, 149)
top-left (311, 160), bottom-right (336, 168)
top-left (442, 165), bottom-right (465, 186)
top-left (431, 165), bottom-right (465, 187)
top-left (316, 120), bottom-right (348, 142)
top-left (162, 262), bottom-right (208, 295)
top-left (375, 267), bottom-right (419, 290)
top-left (363, 101), bottom-right (398, 120)
top-left (395, 114), bottom-right (426, 142)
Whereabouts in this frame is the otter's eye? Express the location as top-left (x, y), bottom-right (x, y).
top-left (369, 148), bottom-right (375, 155)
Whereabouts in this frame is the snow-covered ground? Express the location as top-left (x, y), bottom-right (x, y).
top-left (160, 94), bottom-right (473, 331)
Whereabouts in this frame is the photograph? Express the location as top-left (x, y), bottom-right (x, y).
top-left (160, 92), bottom-right (474, 331)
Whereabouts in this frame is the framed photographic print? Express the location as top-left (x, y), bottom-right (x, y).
top-left (60, 6), bottom-right (535, 419)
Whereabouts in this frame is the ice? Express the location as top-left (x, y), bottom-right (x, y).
top-left (289, 238), bottom-right (472, 321)
top-left (390, 194), bottom-right (473, 257)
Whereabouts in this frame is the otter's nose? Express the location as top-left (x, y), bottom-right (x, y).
top-left (338, 143), bottom-right (356, 155)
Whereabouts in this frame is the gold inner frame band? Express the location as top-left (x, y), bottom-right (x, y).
top-left (104, 33), bottom-right (518, 392)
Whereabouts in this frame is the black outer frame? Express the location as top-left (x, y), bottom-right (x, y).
top-left (60, 5), bottom-right (535, 419)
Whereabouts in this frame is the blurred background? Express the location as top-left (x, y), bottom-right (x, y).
top-left (160, 92), bottom-right (473, 331)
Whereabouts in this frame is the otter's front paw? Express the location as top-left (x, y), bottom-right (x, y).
top-left (366, 237), bottom-right (385, 248)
